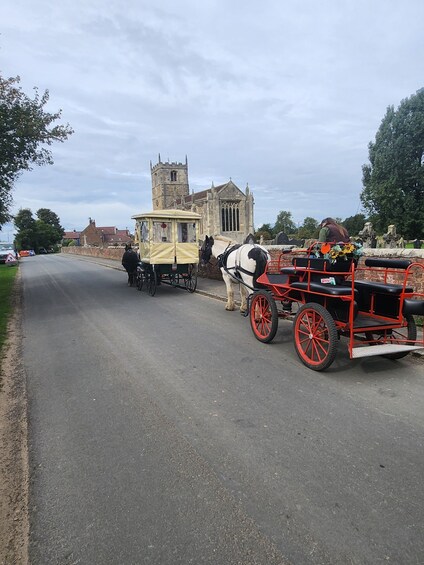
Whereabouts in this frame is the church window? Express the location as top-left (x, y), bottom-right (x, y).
top-left (221, 202), bottom-right (240, 232)
top-left (170, 170), bottom-right (177, 182)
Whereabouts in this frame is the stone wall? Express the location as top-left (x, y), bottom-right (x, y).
top-left (62, 246), bottom-right (124, 261)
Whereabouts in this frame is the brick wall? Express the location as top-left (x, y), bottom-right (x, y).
top-left (62, 245), bottom-right (424, 293)
top-left (62, 246), bottom-right (124, 261)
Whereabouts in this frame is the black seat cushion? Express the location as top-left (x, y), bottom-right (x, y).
top-left (353, 280), bottom-right (413, 295)
top-left (291, 281), bottom-right (355, 296)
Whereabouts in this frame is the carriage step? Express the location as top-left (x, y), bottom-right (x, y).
top-left (351, 344), bottom-right (424, 358)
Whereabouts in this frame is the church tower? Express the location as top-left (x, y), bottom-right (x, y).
top-left (150, 155), bottom-right (190, 210)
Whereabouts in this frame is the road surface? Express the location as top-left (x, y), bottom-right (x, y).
top-left (21, 254), bottom-right (424, 564)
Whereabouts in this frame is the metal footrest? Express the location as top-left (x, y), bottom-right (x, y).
top-left (351, 344), bottom-right (423, 358)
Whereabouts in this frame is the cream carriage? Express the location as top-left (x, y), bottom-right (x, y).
top-left (132, 209), bottom-right (202, 296)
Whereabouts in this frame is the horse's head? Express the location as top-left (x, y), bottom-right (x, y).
top-left (200, 236), bottom-right (214, 266)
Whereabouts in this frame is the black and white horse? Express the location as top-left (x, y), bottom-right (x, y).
top-left (200, 235), bottom-right (270, 312)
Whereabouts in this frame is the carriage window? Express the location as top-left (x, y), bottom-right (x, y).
top-left (177, 222), bottom-right (197, 243)
top-left (152, 221), bottom-right (172, 242)
top-left (170, 170), bottom-right (177, 182)
top-left (140, 221), bottom-right (149, 242)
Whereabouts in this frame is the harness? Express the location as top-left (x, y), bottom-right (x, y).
top-left (217, 243), bottom-right (258, 291)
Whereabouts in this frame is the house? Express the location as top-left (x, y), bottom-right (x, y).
top-left (63, 230), bottom-right (81, 246)
top-left (79, 218), bottom-right (132, 247)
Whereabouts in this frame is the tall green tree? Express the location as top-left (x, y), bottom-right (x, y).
top-left (0, 74), bottom-right (73, 226)
top-left (14, 207), bottom-right (64, 251)
top-left (274, 210), bottom-right (296, 235)
top-left (36, 208), bottom-right (64, 239)
top-left (361, 88), bottom-right (424, 238)
top-left (298, 217), bottom-right (319, 239)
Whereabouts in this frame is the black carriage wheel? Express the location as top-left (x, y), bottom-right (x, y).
top-left (249, 290), bottom-right (278, 343)
top-left (136, 269), bottom-right (144, 291)
top-left (365, 315), bottom-right (417, 360)
top-left (170, 273), bottom-right (180, 286)
top-left (147, 268), bottom-right (157, 297)
top-left (293, 303), bottom-right (338, 371)
top-left (184, 264), bottom-right (197, 293)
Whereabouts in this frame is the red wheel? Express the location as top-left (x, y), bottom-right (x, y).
top-left (293, 303), bottom-right (338, 371)
top-left (249, 290), bottom-right (278, 343)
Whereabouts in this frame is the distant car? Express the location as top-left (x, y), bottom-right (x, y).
top-left (0, 242), bottom-right (18, 265)
top-left (38, 247), bottom-right (48, 254)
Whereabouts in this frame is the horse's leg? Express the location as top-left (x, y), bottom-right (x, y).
top-left (239, 284), bottom-right (248, 313)
top-left (223, 274), bottom-right (235, 311)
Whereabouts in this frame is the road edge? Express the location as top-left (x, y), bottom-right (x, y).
top-left (0, 268), bottom-right (29, 565)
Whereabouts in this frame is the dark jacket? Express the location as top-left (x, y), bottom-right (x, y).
top-left (122, 249), bottom-right (139, 272)
top-left (318, 222), bottom-right (350, 243)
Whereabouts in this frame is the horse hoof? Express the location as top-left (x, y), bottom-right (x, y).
top-left (225, 305), bottom-right (235, 311)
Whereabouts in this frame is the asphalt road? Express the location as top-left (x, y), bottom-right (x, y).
top-left (21, 254), bottom-right (424, 565)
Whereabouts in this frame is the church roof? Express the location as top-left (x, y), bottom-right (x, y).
top-left (175, 180), bottom-right (243, 206)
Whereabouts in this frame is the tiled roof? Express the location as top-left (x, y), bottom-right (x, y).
top-left (64, 231), bottom-right (81, 239)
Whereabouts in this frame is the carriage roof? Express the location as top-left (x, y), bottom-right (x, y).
top-left (132, 209), bottom-right (202, 221)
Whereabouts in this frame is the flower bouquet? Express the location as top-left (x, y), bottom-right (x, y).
top-left (311, 241), bottom-right (363, 264)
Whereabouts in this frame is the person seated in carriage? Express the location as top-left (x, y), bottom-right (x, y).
top-left (122, 244), bottom-right (139, 286)
top-left (318, 217), bottom-right (350, 243)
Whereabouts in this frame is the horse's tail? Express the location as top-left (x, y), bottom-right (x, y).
top-left (248, 246), bottom-right (269, 287)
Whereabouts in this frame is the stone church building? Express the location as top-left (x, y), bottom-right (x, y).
top-left (150, 156), bottom-right (254, 243)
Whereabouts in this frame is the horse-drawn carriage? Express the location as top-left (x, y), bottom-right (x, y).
top-left (132, 209), bottom-right (201, 296)
top-left (200, 237), bottom-right (424, 371)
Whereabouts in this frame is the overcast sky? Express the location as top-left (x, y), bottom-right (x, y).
top-left (1, 0), bottom-right (423, 236)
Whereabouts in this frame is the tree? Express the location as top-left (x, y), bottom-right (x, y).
top-left (298, 217), bottom-right (319, 239)
top-left (342, 214), bottom-right (367, 237)
top-left (274, 210), bottom-right (296, 235)
top-left (361, 88), bottom-right (424, 239)
top-left (36, 208), bottom-right (64, 239)
top-left (255, 223), bottom-right (274, 240)
top-left (14, 207), bottom-right (64, 251)
top-left (0, 74), bottom-right (73, 226)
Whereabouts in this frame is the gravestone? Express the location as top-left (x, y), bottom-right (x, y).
top-left (243, 233), bottom-right (256, 244)
top-left (275, 232), bottom-right (289, 245)
top-left (358, 222), bottom-right (377, 248)
top-left (413, 238), bottom-right (422, 249)
top-left (382, 225), bottom-right (400, 248)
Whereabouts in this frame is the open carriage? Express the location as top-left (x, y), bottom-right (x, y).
top-left (249, 242), bottom-right (424, 371)
top-left (132, 209), bottom-right (202, 296)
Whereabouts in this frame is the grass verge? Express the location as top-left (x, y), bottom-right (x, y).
top-left (0, 264), bottom-right (18, 355)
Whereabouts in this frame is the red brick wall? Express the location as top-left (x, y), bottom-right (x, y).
top-left (62, 246), bottom-right (424, 293)
top-left (62, 246), bottom-right (124, 260)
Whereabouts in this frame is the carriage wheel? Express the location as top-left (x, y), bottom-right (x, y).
top-left (293, 303), bottom-right (338, 371)
top-left (249, 290), bottom-right (278, 343)
top-left (184, 264), bottom-right (198, 293)
top-left (136, 268), bottom-right (144, 291)
top-left (365, 315), bottom-right (417, 359)
top-left (147, 268), bottom-right (157, 297)
top-left (170, 273), bottom-right (180, 286)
